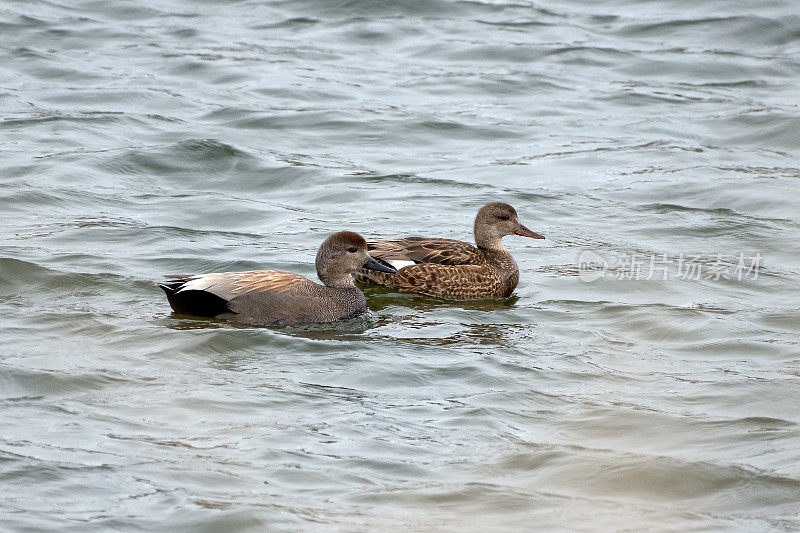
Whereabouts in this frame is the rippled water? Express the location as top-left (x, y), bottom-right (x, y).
top-left (2, 0), bottom-right (800, 530)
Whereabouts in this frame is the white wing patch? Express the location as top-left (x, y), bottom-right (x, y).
top-left (177, 274), bottom-right (218, 293)
top-left (176, 273), bottom-right (238, 301)
top-left (385, 259), bottom-right (416, 270)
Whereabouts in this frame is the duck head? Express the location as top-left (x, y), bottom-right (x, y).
top-left (316, 231), bottom-right (396, 287)
top-left (474, 202), bottom-right (545, 250)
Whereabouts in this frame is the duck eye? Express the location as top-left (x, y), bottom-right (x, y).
top-left (347, 247), bottom-right (358, 253)
top-left (497, 215), bottom-right (510, 221)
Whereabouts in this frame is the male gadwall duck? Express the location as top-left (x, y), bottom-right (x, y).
top-left (353, 203), bottom-right (544, 299)
top-left (160, 231), bottom-right (396, 326)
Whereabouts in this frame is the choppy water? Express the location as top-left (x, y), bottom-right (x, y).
top-left (2, 0), bottom-right (800, 530)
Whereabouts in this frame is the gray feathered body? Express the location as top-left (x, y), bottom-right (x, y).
top-left (161, 270), bottom-right (368, 326)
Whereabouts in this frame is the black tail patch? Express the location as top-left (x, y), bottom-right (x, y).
top-left (160, 283), bottom-right (230, 318)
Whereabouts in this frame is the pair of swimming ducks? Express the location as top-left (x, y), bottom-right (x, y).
top-left (161, 203), bottom-right (545, 326)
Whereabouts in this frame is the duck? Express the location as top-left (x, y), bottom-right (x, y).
top-left (160, 231), bottom-right (396, 326)
top-left (352, 202), bottom-right (544, 299)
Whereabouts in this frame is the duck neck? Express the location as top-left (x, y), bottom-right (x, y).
top-left (474, 227), bottom-right (506, 253)
top-left (317, 270), bottom-right (355, 289)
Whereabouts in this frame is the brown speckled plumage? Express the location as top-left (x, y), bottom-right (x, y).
top-left (160, 231), bottom-right (395, 326)
top-left (353, 203), bottom-right (544, 300)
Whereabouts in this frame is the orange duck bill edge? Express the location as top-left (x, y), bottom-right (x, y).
top-left (514, 224), bottom-right (545, 239)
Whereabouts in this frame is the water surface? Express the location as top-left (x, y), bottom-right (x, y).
top-left (1, 0), bottom-right (799, 531)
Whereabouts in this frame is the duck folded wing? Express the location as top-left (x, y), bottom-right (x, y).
top-left (175, 270), bottom-right (309, 300)
top-left (162, 270), bottom-right (313, 317)
top-left (367, 237), bottom-right (480, 267)
top-left (392, 263), bottom-right (508, 300)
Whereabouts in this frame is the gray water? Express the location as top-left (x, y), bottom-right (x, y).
top-left (2, 0), bottom-right (800, 531)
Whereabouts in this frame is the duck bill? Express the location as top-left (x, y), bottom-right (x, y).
top-left (514, 224), bottom-right (545, 239)
top-left (363, 256), bottom-right (396, 273)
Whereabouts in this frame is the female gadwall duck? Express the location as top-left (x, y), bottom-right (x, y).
top-left (160, 231), bottom-right (395, 326)
top-left (353, 203), bottom-right (544, 299)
